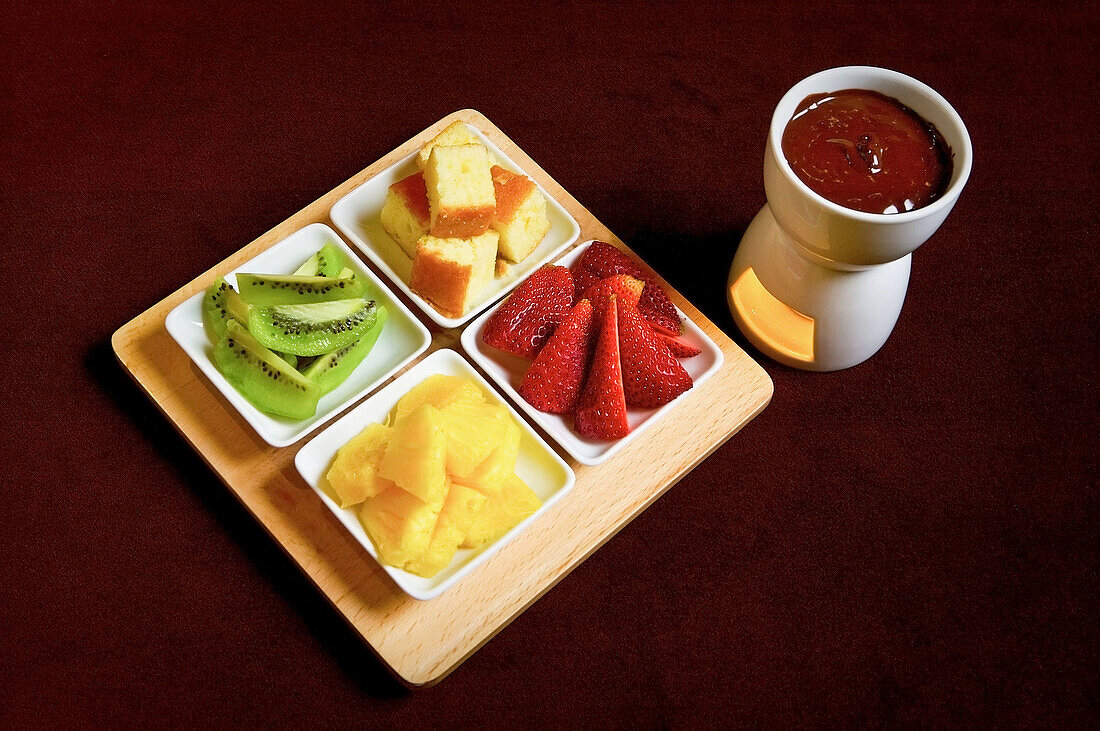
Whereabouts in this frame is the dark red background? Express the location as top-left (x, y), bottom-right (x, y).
top-left (2, 2), bottom-right (1095, 726)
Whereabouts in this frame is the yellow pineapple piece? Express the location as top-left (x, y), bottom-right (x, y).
top-left (461, 473), bottom-right (541, 549)
top-left (325, 423), bottom-right (393, 508)
top-left (390, 374), bottom-right (484, 424)
top-left (358, 485), bottom-right (443, 568)
top-left (441, 402), bottom-right (511, 479)
top-left (378, 405), bottom-right (448, 504)
top-left (404, 483), bottom-right (488, 577)
top-left (454, 418), bottom-right (520, 494)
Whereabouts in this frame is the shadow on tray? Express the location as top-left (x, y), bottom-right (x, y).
top-left (86, 340), bottom-right (408, 698)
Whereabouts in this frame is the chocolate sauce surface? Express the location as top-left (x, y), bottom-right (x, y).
top-left (782, 89), bottom-right (953, 214)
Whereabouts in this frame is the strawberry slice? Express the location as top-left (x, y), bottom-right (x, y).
top-left (655, 331), bottom-right (702, 358)
top-left (519, 299), bottom-right (595, 414)
top-left (582, 274), bottom-right (644, 314)
top-left (637, 290), bottom-right (683, 336)
top-left (574, 295), bottom-right (630, 440)
top-left (572, 241), bottom-right (683, 334)
top-left (646, 319), bottom-right (681, 338)
top-left (482, 265), bottom-right (574, 359)
top-left (617, 298), bottom-right (693, 408)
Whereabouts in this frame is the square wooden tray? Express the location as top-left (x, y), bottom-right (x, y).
top-left (111, 109), bottom-right (774, 686)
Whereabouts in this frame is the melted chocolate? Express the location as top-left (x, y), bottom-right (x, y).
top-left (781, 89), bottom-right (953, 214)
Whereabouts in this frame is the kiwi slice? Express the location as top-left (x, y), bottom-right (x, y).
top-left (293, 254), bottom-right (320, 277)
top-left (248, 298), bottom-right (378, 356)
top-left (293, 242), bottom-right (346, 277)
top-left (213, 320), bottom-right (321, 419)
top-left (235, 272), bottom-right (364, 306)
top-left (277, 352), bottom-right (299, 369)
top-left (202, 276), bottom-right (251, 340)
top-left (317, 244), bottom-right (346, 276)
top-left (303, 305), bottom-right (388, 393)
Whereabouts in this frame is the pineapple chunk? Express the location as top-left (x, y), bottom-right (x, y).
top-left (325, 423), bottom-right (393, 508)
top-left (454, 418), bottom-right (520, 494)
top-left (378, 404), bottom-right (449, 504)
top-left (404, 483), bottom-right (488, 577)
top-left (441, 402), bottom-right (511, 478)
top-left (461, 473), bottom-right (541, 549)
top-left (333, 374), bottom-right (539, 576)
top-left (390, 374), bottom-right (484, 424)
top-left (358, 485), bottom-right (443, 567)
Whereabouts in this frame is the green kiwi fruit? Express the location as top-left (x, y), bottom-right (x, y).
top-left (248, 298), bottom-right (378, 356)
top-left (213, 320), bottom-right (321, 419)
top-left (293, 242), bottom-right (345, 277)
top-left (202, 276), bottom-right (251, 340)
top-left (292, 254), bottom-right (321, 277)
top-left (276, 352), bottom-right (298, 369)
top-left (235, 272), bottom-right (364, 306)
top-left (303, 305), bottom-right (388, 393)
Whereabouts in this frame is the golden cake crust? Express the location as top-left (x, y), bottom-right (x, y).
top-left (491, 165), bottom-right (537, 224)
top-left (410, 246), bottom-right (473, 319)
top-left (380, 172), bottom-right (432, 258)
top-left (409, 231), bottom-right (498, 318)
top-left (424, 144), bottom-right (497, 239)
top-left (391, 172), bottom-right (430, 224)
top-left (488, 165), bottom-right (550, 263)
top-left (431, 204), bottom-right (496, 238)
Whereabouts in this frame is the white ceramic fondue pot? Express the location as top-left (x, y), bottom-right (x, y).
top-left (728, 66), bottom-right (973, 371)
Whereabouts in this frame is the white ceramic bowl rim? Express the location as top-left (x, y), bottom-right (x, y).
top-left (768, 65), bottom-right (973, 225)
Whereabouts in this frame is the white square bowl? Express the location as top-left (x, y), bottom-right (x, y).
top-left (329, 121), bottom-right (580, 329)
top-left (164, 223), bottom-right (432, 448)
top-left (294, 348), bottom-right (575, 601)
top-left (461, 241), bottom-right (725, 466)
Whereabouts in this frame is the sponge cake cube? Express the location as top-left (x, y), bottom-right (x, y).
top-left (490, 165), bottom-right (551, 263)
top-left (409, 230), bottom-right (499, 319)
top-left (424, 144), bottom-right (497, 239)
top-left (416, 121), bottom-right (492, 170)
top-left (380, 172), bottom-right (431, 259)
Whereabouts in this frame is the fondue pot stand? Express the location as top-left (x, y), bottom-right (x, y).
top-left (728, 66), bottom-right (973, 371)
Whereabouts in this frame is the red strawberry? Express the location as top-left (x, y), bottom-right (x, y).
top-left (518, 300), bottom-right (595, 414)
top-left (572, 241), bottom-right (683, 334)
top-left (574, 295), bottom-right (630, 440)
top-left (582, 274), bottom-right (644, 314)
top-left (616, 298), bottom-right (693, 408)
top-left (655, 331), bottom-right (702, 358)
top-left (646, 319), bottom-right (681, 338)
top-left (482, 265), bottom-right (574, 359)
top-left (637, 290), bottom-right (683, 336)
